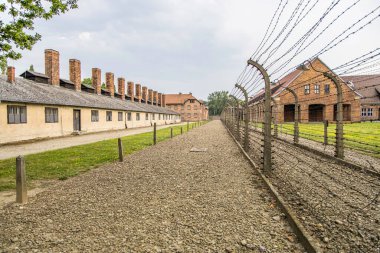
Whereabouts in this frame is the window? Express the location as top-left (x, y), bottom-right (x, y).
top-left (146, 113), bottom-right (149, 120)
top-left (187, 105), bottom-right (191, 110)
top-left (152, 113), bottom-right (155, 120)
top-left (368, 108), bottom-right (373, 117)
top-left (190, 99), bottom-right (195, 103)
top-left (127, 112), bottom-right (132, 121)
top-left (136, 113), bottom-right (140, 121)
top-left (106, 111), bottom-right (112, 121)
top-left (304, 85), bottom-right (310, 95)
top-left (118, 112), bottom-right (123, 121)
top-left (361, 108), bottom-right (367, 117)
top-left (7, 105), bottom-right (27, 124)
top-left (91, 110), bottom-right (99, 122)
top-left (314, 84), bottom-right (320, 94)
top-left (45, 107), bottom-right (58, 123)
top-left (159, 114), bottom-right (161, 120)
top-left (324, 84), bottom-right (330, 94)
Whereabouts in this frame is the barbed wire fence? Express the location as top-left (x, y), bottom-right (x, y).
top-left (221, 1), bottom-right (380, 251)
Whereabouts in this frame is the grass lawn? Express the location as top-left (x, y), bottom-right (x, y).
top-left (0, 122), bottom-right (206, 191)
top-left (278, 122), bottom-right (380, 157)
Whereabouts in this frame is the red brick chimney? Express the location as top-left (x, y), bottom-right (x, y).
top-left (142, 86), bottom-right (148, 104)
top-left (135, 83), bottom-right (142, 103)
top-left (7, 66), bottom-right (15, 84)
top-left (92, 68), bottom-right (101, 95)
top-left (158, 93), bottom-right (162, 106)
top-left (148, 89), bottom-right (153, 105)
top-left (153, 91), bottom-right (158, 106)
top-left (45, 49), bottom-right (60, 86)
top-left (118, 78), bottom-right (125, 100)
top-left (127, 81), bottom-right (135, 101)
top-left (106, 72), bottom-right (115, 97)
top-left (162, 94), bottom-right (166, 107)
top-left (69, 59), bottom-right (81, 91)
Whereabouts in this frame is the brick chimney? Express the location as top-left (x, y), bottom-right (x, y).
top-left (118, 77), bottom-right (125, 100)
top-left (92, 68), bottom-right (101, 95)
top-left (148, 89), bottom-right (153, 105)
top-left (158, 93), bottom-right (162, 106)
top-left (153, 91), bottom-right (158, 106)
top-left (69, 59), bottom-right (81, 91)
top-left (127, 81), bottom-right (135, 101)
top-left (45, 49), bottom-right (60, 86)
top-left (106, 72), bottom-right (115, 97)
top-left (142, 86), bottom-right (148, 104)
top-left (135, 83), bottom-right (142, 102)
top-left (7, 66), bottom-right (15, 84)
top-left (162, 94), bottom-right (166, 107)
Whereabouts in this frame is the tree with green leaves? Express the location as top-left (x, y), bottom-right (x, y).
top-left (207, 91), bottom-right (229, 116)
top-left (82, 77), bottom-right (92, 85)
top-left (0, 58), bottom-right (7, 75)
top-left (0, 0), bottom-right (78, 63)
top-left (29, 64), bottom-right (34, 71)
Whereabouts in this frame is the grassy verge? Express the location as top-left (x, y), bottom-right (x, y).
top-left (0, 121), bottom-right (207, 191)
top-left (278, 122), bottom-right (380, 157)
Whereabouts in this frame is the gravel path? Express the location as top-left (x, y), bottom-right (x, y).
top-left (246, 128), bottom-right (380, 253)
top-left (0, 121), bottom-right (304, 252)
top-left (0, 123), bottom-right (185, 160)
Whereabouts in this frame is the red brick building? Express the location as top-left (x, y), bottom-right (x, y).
top-left (341, 75), bottom-right (380, 121)
top-left (165, 93), bottom-right (209, 122)
top-left (249, 58), bottom-right (362, 123)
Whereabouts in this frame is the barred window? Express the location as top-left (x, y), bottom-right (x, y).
top-left (136, 113), bottom-right (140, 121)
top-left (314, 84), bottom-right (320, 94)
top-left (324, 84), bottom-right (330, 94)
top-left (187, 105), bottom-right (191, 110)
top-left (45, 107), bottom-right (58, 123)
top-left (8, 106), bottom-right (27, 124)
top-left (118, 112), bottom-right (123, 121)
top-left (152, 113), bottom-right (155, 120)
top-left (91, 110), bottom-right (99, 122)
top-left (145, 113), bottom-right (149, 120)
top-left (159, 114), bottom-right (161, 120)
top-left (361, 108), bottom-right (367, 117)
top-left (127, 112), bottom-right (132, 121)
top-left (304, 85), bottom-right (310, 94)
top-left (106, 111), bottom-right (112, 121)
top-left (368, 108), bottom-right (373, 117)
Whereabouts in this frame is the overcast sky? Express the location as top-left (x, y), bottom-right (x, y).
top-left (10, 0), bottom-right (380, 100)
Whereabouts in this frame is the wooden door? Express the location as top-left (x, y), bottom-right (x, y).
top-left (73, 110), bottom-right (81, 131)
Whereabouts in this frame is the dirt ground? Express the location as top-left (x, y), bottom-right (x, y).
top-left (0, 121), bottom-right (304, 252)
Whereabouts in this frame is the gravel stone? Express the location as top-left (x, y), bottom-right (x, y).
top-left (0, 121), bottom-right (304, 252)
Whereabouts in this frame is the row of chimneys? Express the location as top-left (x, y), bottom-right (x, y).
top-left (6, 49), bottom-right (166, 107)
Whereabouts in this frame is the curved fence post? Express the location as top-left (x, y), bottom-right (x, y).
top-left (324, 72), bottom-right (344, 159)
top-left (229, 95), bottom-right (240, 140)
top-left (248, 59), bottom-right (272, 172)
top-left (285, 87), bottom-right (300, 144)
top-left (235, 84), bottom-right (249, 151)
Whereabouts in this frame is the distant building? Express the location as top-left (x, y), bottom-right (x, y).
top-left (165, 93), bottom-right (209, 122)
top-left (0, 49), bottom-right (180, 145)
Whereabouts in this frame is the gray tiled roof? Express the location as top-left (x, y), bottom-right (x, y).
top-left (0, 76), bottom-right (179, 114)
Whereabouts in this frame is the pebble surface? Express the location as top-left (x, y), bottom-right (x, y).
top-left (0, 121), bottom-right (304, 252)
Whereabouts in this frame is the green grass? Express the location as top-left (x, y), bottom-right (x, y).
top-left (0, 122), bottom-right (206, 191)
top-left (277, 122), bottom-right (380, 157)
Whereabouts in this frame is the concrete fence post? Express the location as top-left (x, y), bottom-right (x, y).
top-left (118, 138), bottom-right (124, 162)
top-left (324, 72), bottom-right (344, 159)
top-left (181, 127), bottom-right (183, 135)
top-left (16, 156), bottom-right (27, 204)
top-left (248, 59), bottom-right (272, 172)
top-left (170, 128), bottom-right (173, 138)
top-left (153, 123), bottom-right (157, 145)
top-left (235, 83), bottom-right (249, 151)
top-left (324, 120), bottom-right (329, 145)
top-left (285, 87), bottom-right (299, 144)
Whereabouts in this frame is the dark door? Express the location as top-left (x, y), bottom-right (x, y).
top-left (284, 104), bottom-right (295, 122)
top-left (309, 104), bottom-right (324, 122)
top-left (73, 110), bottom-right (81, 131)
